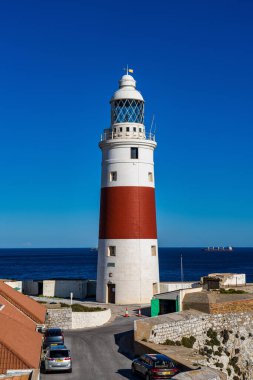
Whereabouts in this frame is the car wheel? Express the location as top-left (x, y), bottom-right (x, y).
top-left (131, 365), bottom-right (136, 374)
top-left (67, 368), bottom-right (72, 373)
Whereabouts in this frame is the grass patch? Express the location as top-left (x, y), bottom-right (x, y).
top-left (220, 288), bottom-right (248, 294)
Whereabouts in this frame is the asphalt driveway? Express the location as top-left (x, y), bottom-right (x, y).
top-left (41, 316), bottom-right (139, 380)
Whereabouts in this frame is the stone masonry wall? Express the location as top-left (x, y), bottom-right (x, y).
top-left (148, 312), bottom-right (253, 344)
top-left (136, 311), bottom-right (253, 379)
top-left (46, 308), bottom-right (72, 329)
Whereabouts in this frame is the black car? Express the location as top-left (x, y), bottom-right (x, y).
top-left (132, 354), bottom-right (179, 379)
top-left (43, 328), bottom-right (64, 349)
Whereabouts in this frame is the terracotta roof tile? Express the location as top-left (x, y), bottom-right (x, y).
top-left (0, 314), bottom-right (42, 370)
top-left (0, 295), bottom-right (36, 330)
top-left (0, 281), bottom-right (46, 324)
top-left (1, 374), bottom-right (30, 380)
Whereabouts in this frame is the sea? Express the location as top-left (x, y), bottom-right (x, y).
top-left (0, 247), bottom-right (252, 283)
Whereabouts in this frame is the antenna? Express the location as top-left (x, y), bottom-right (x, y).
top-left (123, 64), bottom-right (129, 75)
top-left (180, 254), bottom-right (184, 283)
top-left (150, 114), bottom-right (155, 135)
top-left (153, 122), bottom-right (157, 136)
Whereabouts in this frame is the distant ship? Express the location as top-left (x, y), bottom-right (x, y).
top-left (202, 246), bottom-right (233, 252)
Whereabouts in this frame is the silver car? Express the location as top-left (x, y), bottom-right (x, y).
top-left (44, 345), bottom-right (72, 373)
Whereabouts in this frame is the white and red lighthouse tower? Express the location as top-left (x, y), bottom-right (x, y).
top-left (96, 72), bottom-right (160, 304)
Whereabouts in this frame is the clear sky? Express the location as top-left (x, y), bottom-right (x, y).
top-left (0, 0), bottom-right (253, 248)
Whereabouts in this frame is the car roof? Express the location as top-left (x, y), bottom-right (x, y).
top-left (145, 354), bottom-right (171, 361)
top-left (46, 328), bottom-right (62, 332)
top-left (49, 345), bottom-right (67, 350)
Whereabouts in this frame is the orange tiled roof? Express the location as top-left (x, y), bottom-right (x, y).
top-left (0, 314), bottom-right (42, 371)
top-left (0, 294), bottom-right (36, 330)
top-left (1, 374), bottom-right (30, 380)
top-left (0, 281), bottom-right (46, 324)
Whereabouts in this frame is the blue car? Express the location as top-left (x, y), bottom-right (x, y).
top-left (132, 354), bottom-right (179, 379)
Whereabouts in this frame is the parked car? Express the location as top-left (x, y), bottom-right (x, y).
top-left (44, 344), bottom-right (72, 373)
top-left (43, 328), bottom-right (64, 349)
top-left (132, 354), bottom-right (179, 379)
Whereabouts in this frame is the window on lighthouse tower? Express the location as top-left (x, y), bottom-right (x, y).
top-left (131, 147), bottom-right (138, 159)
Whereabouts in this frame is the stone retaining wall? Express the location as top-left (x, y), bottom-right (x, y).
top-left (147, 312), bottom-right (253, 344)
top-left (46, 308), bottom-right (72, 329)
top-left (72, 308), bottom-right (111, 329)
top-left (46, 307), bottom-right (111, 329)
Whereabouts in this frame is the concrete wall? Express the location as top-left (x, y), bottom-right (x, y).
top-left (22, 280), bottom-right (39, 296)
top-left (72, 308), bottom-right (111, 329)
top-left (43, 280), bottom-right (87, 299)
top-left (160, 282), bottom-right (199, 293)
top-left (4, 281), bottom-right (22, 293)
top-left (46, 307), bottom-right (111, 329)
top-left (179, 287), bottom-right (203, 311)
top-left (208, 273), bottom-right (246, 287)
top-left (87, 280), bottom-right (96, 297)
top-left (43, 280), bottom-right (55, 297)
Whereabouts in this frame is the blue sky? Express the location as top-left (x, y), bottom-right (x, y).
top-left (0, 0), bottom-right (253, 247)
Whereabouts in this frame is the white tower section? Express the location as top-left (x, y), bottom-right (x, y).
top-left (96, 74), bottom-right (160, 304)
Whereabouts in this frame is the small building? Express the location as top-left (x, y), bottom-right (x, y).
top-left (151, 286), bottom-right (202, 316)
top-left (23, 279), bottom-right (96, 299)
top-left (183, 291), bottom-right (253, 314)
top-left (202, 273), bottom-right (246, 290)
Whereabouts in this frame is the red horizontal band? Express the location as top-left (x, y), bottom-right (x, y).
top-left (99, 186), bottom-right (157, 239)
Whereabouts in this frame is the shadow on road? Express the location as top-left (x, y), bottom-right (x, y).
top-left (116, 369), bottom-right (139, 379)
top-left (114, 329), bottom-right (135, 360)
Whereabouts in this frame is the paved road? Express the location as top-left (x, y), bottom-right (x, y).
top-left (41, 317), bottom-right (140, 380)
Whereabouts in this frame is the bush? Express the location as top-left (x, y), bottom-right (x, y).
top-left (205, 328), bottom-right (220, 347)
top-left (71, 304), bottom-right (105, 312)
top-left (220, 288), bottom-right (247, 294)
top-left (221, 329), bottom-right (229, 344)
top-left (181, 336), bottom-right (196, 348)
top-left (162, 339), bottom-right (176, 346)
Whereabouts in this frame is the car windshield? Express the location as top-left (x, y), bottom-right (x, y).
top-left (49, 350), bottom-right (69, 358)
top-left (154, 360), bottom-right (174, 368)
top-left (46, 336), bottom-right (63, 342)
top-left (46, 330), bottom-right (62, 336)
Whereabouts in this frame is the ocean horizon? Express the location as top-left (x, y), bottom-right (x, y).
top-left (0, 247), bottom-right (252, 283)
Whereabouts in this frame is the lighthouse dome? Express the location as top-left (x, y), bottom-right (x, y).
top-left (111, 74), bottom-right (144, 102)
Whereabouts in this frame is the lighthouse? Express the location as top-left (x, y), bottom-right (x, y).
top-left (96, 72), bottom-right (160, 304)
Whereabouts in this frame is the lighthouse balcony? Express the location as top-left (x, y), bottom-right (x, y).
top-left (100, 129), bottom-right (156, 142)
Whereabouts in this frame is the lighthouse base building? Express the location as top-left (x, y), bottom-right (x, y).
top-left (96, 73), bottom-right (160, 304)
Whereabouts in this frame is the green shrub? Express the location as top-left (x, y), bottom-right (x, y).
top-left (220, 288), bottom-right (247, 294)
top-left (227, 367), bottom-right (231, 376)
top-left (181, 336), bottom-right (196, 348)
top-left (221, 329), bottom-right (229, 344)
top-left (71, 304), bottom-right (105, 312)
top-left (162, 339), bottom-right (176, 346)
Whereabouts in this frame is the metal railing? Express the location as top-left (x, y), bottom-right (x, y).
top-left (100, 131), bottom-right (156, 142)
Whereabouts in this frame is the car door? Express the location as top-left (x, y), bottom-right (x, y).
top-left (134, 356), bottom-right (145, 375)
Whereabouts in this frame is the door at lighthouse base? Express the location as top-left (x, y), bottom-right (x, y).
top-left (107, 284), bottom-right (115, 303)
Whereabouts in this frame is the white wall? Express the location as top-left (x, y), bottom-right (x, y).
top-left (4, 281), bottom-right (23, 293)
top-left (72, 308), bottom-right (111, 329)
top-left (97, 239), bottom-right (160, 304)
top-left (179, 287), bottom-right (203, 311)
top-left (101, 140), bottom-right (156, 188)
top-left (160, 282), bottom-right (198, 293)
top-left (43, 280), bottom-right (88, 299)
top-left (223, 274), bottom-right (246, 287)
top-left (43, 280), bottom-right (55, 297)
